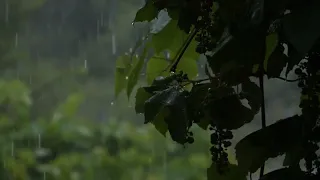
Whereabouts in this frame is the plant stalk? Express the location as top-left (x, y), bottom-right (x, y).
top-left (258, 70), bottom-right (266, 178)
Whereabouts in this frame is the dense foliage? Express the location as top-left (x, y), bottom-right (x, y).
top-left (115, 0), bottom-right (320, 180)
top-left (0, 79), bottom-right (226, 180)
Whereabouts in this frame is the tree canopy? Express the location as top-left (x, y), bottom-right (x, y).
top-left (115, 0), bottom-right (320, 180)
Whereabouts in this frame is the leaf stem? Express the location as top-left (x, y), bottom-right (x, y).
top-left (259, 70), bottom-right (266, 178)
top-left (170, 28), bottom-right (198, 72)
top-left (275, 76), bottom-right (299, 82)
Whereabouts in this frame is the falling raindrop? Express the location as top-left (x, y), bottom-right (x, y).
top-left (129, 48), bottom-right (133, 53)
top-left (38, 134), bottom-right (41, 148)
top-left (84, 60), bottom-right (87, 69)
top-left (15, 33), bottom-right (18, 47)
top-left (125, 76), bottom-right (128, 80)
top-left (112, 34), bottom-right (117, 55)
top-left (29, 75), bottom-right (32, 85)
top-left (100, 12), bottom-right (104, 26)
top-left (97, 19), bottom-right (100, 40)
top-left (37, 133), bottom-right (47, 179)
top-left (110, 101), bottom-right (114, 106)
top-left (5, 0), bottom-right (9, 23)
top-left (11, 141), bottom-right (14, 157)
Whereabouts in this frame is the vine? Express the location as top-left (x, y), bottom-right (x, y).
top-left (115, 0), bottom-right (320, 180)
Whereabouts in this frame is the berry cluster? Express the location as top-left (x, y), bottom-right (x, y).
top-left (209, 126), bottom-right (233, 173)
top-left (295, 41), bottom-right (320, 174)
top-left (195, 0), bottom-right (225, 54)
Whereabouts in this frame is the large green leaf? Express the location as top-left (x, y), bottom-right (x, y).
top-left (165, 96), bottom-right (189, 144)
top-left (149, 19), bottom-right (199, 60)
top-left (115, 55), bottom-right (130, 97)
top-left (134, 1), bottom-right (159, 22)
top-left (144, 86), bottom-right (180, 123)
top-left (143, 85), bottom-right (190, 144)
top-left (135, 87), bottom-right (153, 114)
top-left (205, 87), bottom-right (255, 129)
top-left (115, 55), bottom-right (139, 97)
top-left (187, 83), bottom-right (214, 130)
top-left (146, 56), bottom-right (198, 85)
top-left (176, 57), bottom-right (198, 80)
top-left (126, 51), bottom-right (147, 98)
top-left (146, 57), bottom-right (170, 84)
top-left (235, 115), bottom-right (304, 173)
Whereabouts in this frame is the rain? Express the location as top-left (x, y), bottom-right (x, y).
top-left (0, 0), bottom-right (303, 180)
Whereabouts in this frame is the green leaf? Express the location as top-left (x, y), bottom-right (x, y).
top-left (241, 79), bottom-right (261, 113)
top-left (150, 19), bottom-right (199, 60)
top-left (126, 51), bottom-right (147, 98)
top-left (144, 86), bottom-right (189, 143)
top-left (235, 115), bottom-right (303, 173)
top-left (165, 97), bottom-right (189, 144)
top-left (205, 88), bottom-right (255, 129)
top-left (115, 55), bottom-right (132, 97)
top-left (176, 57), bottom-right (198, 80)
top-left (207, 163), bottom-right (247, 180)
top-left (134, 1), bottom-right (159, 22)
top-left (152, 108), bottom-right (169, 136)
top-left (187, 83), bottom-right (213, 130)
top-left (264, 33), bottom-right (278, 71)
top-left (146, 57), bottom-right (170, 84)
top-left (265, 44), bottom-right (288, 78)
top-left (144, 86), bottom-right (178, 123)
top-left (135, 87), bottom-right (153, 114)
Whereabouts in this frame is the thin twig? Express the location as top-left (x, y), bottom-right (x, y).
top-left (275, 76), bottom-right (299, 82)
top-left (170, 28), bottom-right (199, 72)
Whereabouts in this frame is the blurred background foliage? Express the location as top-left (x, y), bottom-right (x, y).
top-left (0, 0), bottom-right (226, 179)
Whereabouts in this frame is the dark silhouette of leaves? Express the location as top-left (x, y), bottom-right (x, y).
top-left (283, 1), bottom-right (320, 56)
top-left (143, 85), bottom-right (190, 143)
top-left (259, 167), bottom-right (315, 180)
top-left (207, 162), bottom-right (247, 180)
top-left (235, 115), bottom-right (304, 173)
top-left (207, 30), bottom-right (265, 75)
top-left (241, 79), bottom-right (261, 113)
top-left (265, 44), bottom-right (288, 78)
top-left (205, 87), bottom-right (255, 129)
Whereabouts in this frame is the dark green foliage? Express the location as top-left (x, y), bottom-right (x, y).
top-left (116, 0), bottom-right (320, 179)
